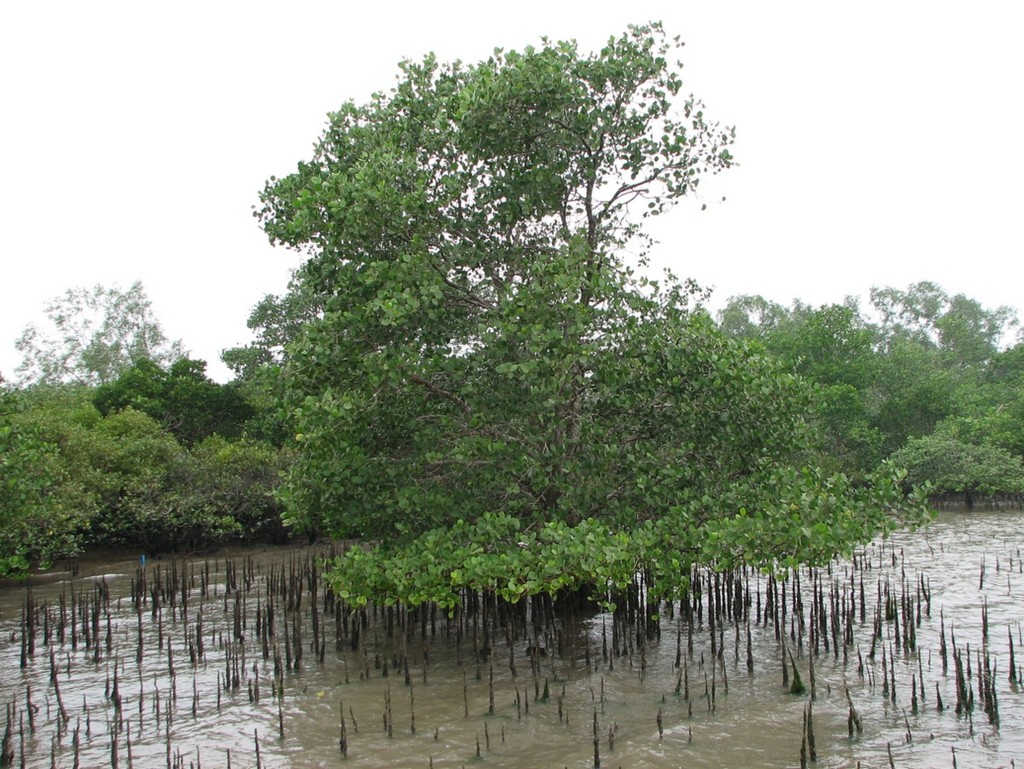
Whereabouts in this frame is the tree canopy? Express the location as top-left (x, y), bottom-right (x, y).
top-left (14, 281), bottom-right (185, 386)
top-left (716, 283), bottom-right (1024, 498)
top-left (258, 24), bottom-right (930, 606)
top-left (0, 382), bottom-right (286, 571)
top-left (93, 357), bottom-right (255, 446)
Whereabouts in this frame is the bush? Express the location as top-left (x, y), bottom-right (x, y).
top-left (889, 432), bottom-right (1024, 497)
top-left (172, 436), bottom-right (288, 546)
top-left (0, 390), bottom-right (92, 570)
top-left (2, 385), bottom-right (288, 561)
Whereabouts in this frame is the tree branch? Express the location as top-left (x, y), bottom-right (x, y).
top-left (409, 374), bottom-right (472, 414)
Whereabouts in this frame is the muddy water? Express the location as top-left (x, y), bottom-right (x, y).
top-left (1, 511), bottom-right (1022, 768)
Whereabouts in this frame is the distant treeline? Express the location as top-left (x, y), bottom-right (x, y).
top-left (0, 357), bottom-right (289, 574)
top-left (2, 279), bottom-right (1022, 574)
top-left (716, 282), bottom-right (1024, 507)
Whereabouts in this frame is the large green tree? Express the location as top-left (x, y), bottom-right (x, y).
top-left (258, 25), bottom-right (928, 604)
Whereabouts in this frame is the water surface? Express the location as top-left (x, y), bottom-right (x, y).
top-left (1, 511), bottom-right (1021, 768)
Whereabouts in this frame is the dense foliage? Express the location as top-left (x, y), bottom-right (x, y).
top-left (718, 282), bottom-right (1024, 501)
top-left (330, 463), bottom-right (926, 610)
top-left (94, 357), bottom-right (254, 445)
top-left (890, 433), bottom-right (1024, 501)
top-left (0, 392), bottom-right (88, 573)
top-left (0, 372), bottom-right (286, 575)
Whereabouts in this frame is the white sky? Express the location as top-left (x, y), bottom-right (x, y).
top-left (2, 1), bottom-right (1022, 382)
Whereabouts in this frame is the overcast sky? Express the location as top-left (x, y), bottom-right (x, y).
top-left (2, 1), bottom-right (1022, 382)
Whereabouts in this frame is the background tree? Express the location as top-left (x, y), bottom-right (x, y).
top-left (867, 283), bottom-right (1020, 461)
top-left (0, 389), bottom-right (90, 571)
top-left (717, 296), bottom-right (886, 474)
top-left (717, 286), bottom-right (1024, 481)
top-left (958, 343), bottom-right (1024, 458)
top-left (870, 281), bottom-right (1019, 367)
top-left (867, 336), bottom-right (954, 457)
top-left (93, 357), bottom-right (255, 446)
top-left (890, 431), bottom-right (1024, 509)
top-left (14, 281), bottom-right (185, 386)
top-left (220, 279), bottom-right (321, 446)
top-left (716, 294), bottom-right (789, 341)
top-left (221, 277), bottom-right (323, 380)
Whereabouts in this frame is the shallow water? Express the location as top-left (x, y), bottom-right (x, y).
top-left (1, 511), bottom-right (1022, 768)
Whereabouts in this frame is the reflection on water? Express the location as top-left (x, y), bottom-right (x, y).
top-left (0, 511), bottom-right (1021, 768)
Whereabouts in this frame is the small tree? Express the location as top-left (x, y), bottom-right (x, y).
top-left (15, 281), bottom-right (185, 386)
top-left (890, 432), bottom-right (1024, 508)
